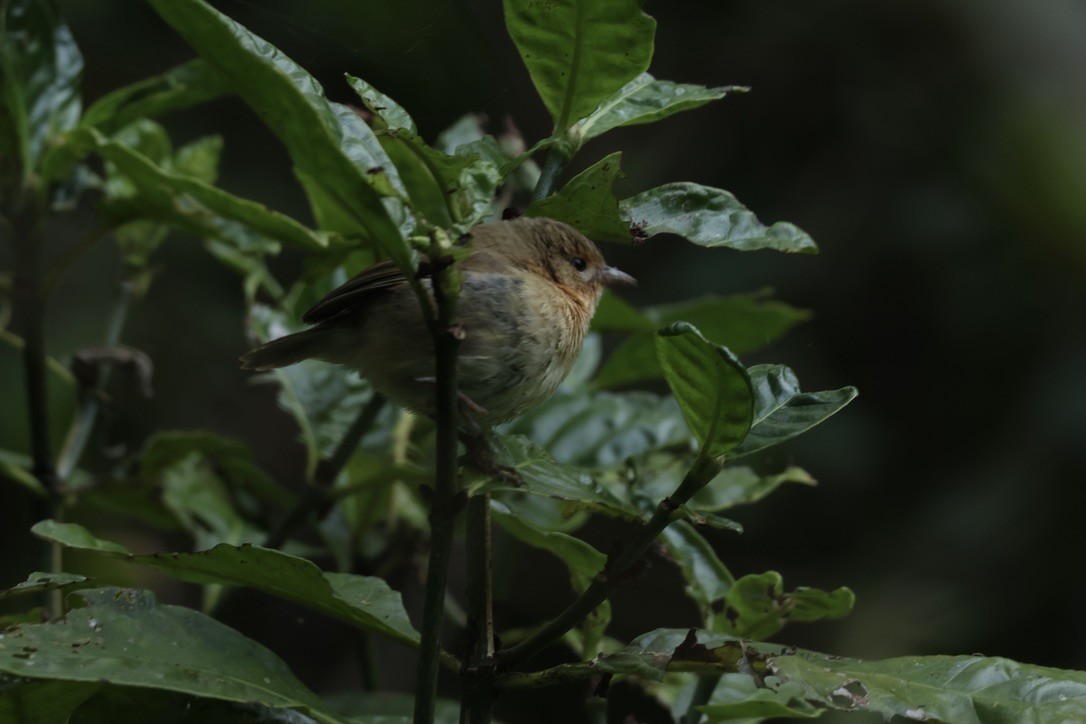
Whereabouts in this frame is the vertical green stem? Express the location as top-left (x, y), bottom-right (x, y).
top-left (531, 150), bottom-right (570, 202)
top-left (460, 493), bottom-right (495, 724)
top-left (414, 247), bottom-right (463, 724)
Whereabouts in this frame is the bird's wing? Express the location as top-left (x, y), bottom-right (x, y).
top-left (302, 259), bottom-right (413, 324)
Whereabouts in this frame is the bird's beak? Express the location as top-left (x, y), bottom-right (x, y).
top-left (596, 266), bottom-right (637, 287)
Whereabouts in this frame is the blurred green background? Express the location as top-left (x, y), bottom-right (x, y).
top-left (4, 0), bottom-right (1086, 721)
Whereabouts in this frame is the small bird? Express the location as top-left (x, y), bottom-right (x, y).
top-left (241, 217), bottom-right (634, 427)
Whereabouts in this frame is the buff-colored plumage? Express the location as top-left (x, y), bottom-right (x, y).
top-left (240, 217), bottom-right (634, 426)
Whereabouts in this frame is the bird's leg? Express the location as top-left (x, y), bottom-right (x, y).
top-left (458, 431), bottom-right (524, 487)
top-left (456, 391), bottom-right (488, 436)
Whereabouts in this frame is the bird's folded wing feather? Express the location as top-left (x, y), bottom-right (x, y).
top-left (302, 259), bottom-right (415, 324)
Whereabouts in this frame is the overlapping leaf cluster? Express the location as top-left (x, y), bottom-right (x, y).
top-left (3, 1), bottom-right (1085, 723)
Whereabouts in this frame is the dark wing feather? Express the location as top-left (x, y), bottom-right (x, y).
top-left (302, 259), bottom-right (412, 324)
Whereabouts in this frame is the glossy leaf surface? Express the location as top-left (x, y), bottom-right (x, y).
top-left (0, 588), bottom-right (345, 724)
top-left (655, 323), bottom-right (753, 460)
top-left (572, 73), bottom-right (744, 148)
top-left (734, 365), bottom-right (858, 459)
top-left (524, 151), bottom-right (629, 242)
top-left (32, 522), bottom-right (419, 647)
top-left (147, 0), bottom-right (411, 269)
top-left (503, 0), bottom-right (655, 130)
top-left (622, 182), bottom-right (818, 253)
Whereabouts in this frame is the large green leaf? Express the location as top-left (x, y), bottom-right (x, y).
top-left (622, 182), bottom-right (818, 254)
top-left (0, 588), bottom-right (346, 724)
top-left (0, 0), bottom-right (82, 180)
top-left (465, 433), bottom-right (640, 520)
top-left (80, 59), bottom-right (230, 135)
top-left (146, 0), bottom-right (412, 269)
top-left (524, 151), bottom-right (629, 241)
top-left (31, 521), bottom-right (420, 648)
top-left (571, 73), bottom-right (745, 149)
top-left (503, 0), bottom-right (656, 131)
top-left (67, 126), bottom-right (328, 252)
top-left (594, 292), bottom-right (810, 389)
top-left (733, 365), bottom-right (858, 459)
top-left (655, 323), bottom-right (753, 461)
top-left (767, 651), bottom-right (1086, 723)
top-left (504, 388), bottom-right (690, 468)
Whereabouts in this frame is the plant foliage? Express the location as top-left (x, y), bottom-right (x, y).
top-left (2, 0), bottom-right (1082, 722)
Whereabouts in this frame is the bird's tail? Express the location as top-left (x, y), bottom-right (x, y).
top-left (240, 328), bottom-right (329, 371)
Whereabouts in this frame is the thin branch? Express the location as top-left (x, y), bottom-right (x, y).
top-left (263, 392), bottom-right (386, 551)
top-left (682, 674), bottom-right (722, 724)
top-left (495, 656), bottom-right (738, 690)
top-left (55, 279), bottom-right (134, 481)
top-left (495, 455), bottom-right (722, 670)
top-left (460, 493), bottom-right (495, 724)
top-left (413, 233), bottom-right (464, 724)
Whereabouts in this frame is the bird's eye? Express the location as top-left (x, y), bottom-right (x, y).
top-left (570, 256), bottom-right (587, 272)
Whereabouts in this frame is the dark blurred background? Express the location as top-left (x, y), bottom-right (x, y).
top-left (4, 0), bottom-right (1086, 720)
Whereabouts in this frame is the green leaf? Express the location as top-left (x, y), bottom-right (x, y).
top-left (596, 628), bottom-right (748, 682)
top-left (769, 650), bottom-right (1086, 722)
top-left (525, 151), bottom-right (629, 242)
top-left (126, 430), bottom-right (288, 549)
top-left (734, 365), bottom-right (858, 459)
top-left (347, 73), bottom-right (501, 229)
top-left (80, 59), bottom-right (230, 135)
top-left (68, 685), bottom-right (327, 724)
top-left (492, 504), bottom-right (604, 592)
top-left (146, 0), bottom-right (412, 269)
top-left (0, 453), bottom-right (45, 496)
top-left (0, 571), bottom-right (86, 599)
top-left (572, 73), bottom-right (745, 149)
top-left (466, 433), bottom-right (640, 520)
top-left (712, 572), bottom-right (853, 640)
top-left (343, 74), bottom-right (415, 134)
top-left (0, 588), bottom-right (346, 724)
top-left (0, 0), bottom-right (82, 180)
top-left (31, 522), bottom-right (420, 648)
top-left (655, 323), bottom-right (753, 461)
top-left (68, 126), bottom-right (328, 252)
top-left (140, 430), bottom-right (291, 509)
top-left (504, 388), bottom-right (691, 468)
top-left (503, 0), bottom-right (656, 131)
top-left (698, 674), bottom-right (823, 721)
top-left (31, 519), bottom-right (129, 553)
top-left (622, 182), bottom-right (818, 254)
top-left (0, 680), bottom-right (99, 724)
top-left (594, 292), bottom-right (810, 389)
top-left (660, 521), bottom-right (734, 624)
top-left (691, 465), bottom-right (817, 512)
